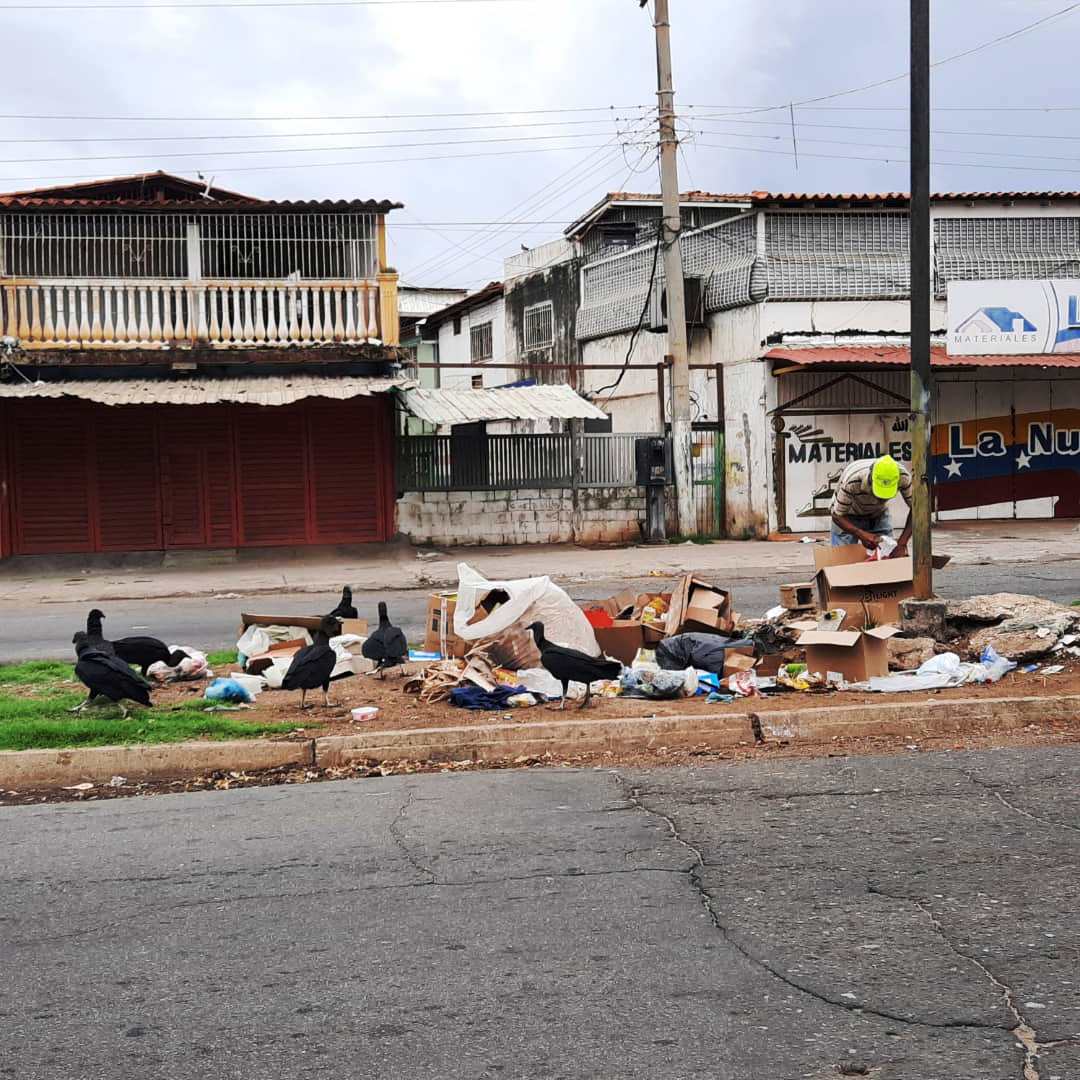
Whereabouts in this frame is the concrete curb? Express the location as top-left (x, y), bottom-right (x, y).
top-left (753, 694), bottom-right (1080, 743)
top-left (0, 738), bottom-right (314, 790)
top-left (3, 693), bottom-right (1078, 790)
top-left (316, 712), bottom-right (756, 766)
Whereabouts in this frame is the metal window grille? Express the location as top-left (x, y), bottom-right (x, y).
top-left (0, 211), bottom-right (378, 280)
top-left (470, 320), bottom-right (494, 362)
top-left (523, 301), bottom-right (554, 350)
top-left (765, 212), bottom-right (910, 300)
top-left (934, 216), bottom-right (1080, 297)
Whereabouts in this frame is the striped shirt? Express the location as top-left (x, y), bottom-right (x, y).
top-left (831, 458), bottom-right (912, 518)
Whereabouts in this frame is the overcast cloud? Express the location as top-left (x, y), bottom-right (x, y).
top-left (3, 0), bottom-right (1077, 289)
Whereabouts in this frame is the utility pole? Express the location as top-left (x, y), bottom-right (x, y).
top-left (910, 0), bottom-right (933, 598)
top-left (650, 0), bottom-right (695, 536)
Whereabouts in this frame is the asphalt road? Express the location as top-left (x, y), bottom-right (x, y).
top-left (3, 559), bottom-right (1080, 662)
top-left (3, 747), bottom-right (1078, 1079)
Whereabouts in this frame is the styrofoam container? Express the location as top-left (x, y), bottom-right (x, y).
top-left (351, 706), bottom-right (379, 722)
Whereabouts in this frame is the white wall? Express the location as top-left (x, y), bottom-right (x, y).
top-left (434, 297), bottom-right (511, 391)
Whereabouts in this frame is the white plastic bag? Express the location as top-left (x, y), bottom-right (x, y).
top-left (452, 563), bottom-right (600, 657)
top-left (237, 625), bottom-right (271, 659)
top-left (917, 652), bottom-right (961, 678)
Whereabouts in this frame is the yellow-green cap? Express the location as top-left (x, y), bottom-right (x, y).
top-left (871, 455), bottom-right (901, 500)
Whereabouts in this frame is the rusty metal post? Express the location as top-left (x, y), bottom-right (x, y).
top-left (910, 0), bottom-right (933, 598)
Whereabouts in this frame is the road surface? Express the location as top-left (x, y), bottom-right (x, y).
top-left (3, 746), bottom-right (1077, 1079)
top-left (3, 558), bottom-right (1080, 661)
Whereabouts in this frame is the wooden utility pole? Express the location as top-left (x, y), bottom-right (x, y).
top-left (910, 0), bottom-right (933, 598)
top-left (651, 0), bottom-right (695, 536)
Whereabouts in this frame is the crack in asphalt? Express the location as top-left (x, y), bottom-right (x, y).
top-left (868, 885), bottom-right (1044, 1080)
top-left (613, 773), bottom-right (1013, 1036)
top-left (963, 770), bottom-right (1080, 836)
top-left (387, 786), bottom-right (436, 885)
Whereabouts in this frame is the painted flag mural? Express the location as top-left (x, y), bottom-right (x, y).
top-left (932, 409), bottom-right (1080, 517)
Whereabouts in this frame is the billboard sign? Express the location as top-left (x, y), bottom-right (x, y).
top-left (947, 279), bottom-right (1080, 355)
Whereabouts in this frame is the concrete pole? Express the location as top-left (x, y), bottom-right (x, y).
top-left (910, 0), bottom-right (934, 598)
top-left (652, 0), bottom-right (695, 536)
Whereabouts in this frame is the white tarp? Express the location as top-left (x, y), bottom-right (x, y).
top-left (453, 563), bottom-right (600, 658)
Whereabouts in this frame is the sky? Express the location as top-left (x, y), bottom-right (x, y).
top-left (2, 0), bottom-right (1079, 291)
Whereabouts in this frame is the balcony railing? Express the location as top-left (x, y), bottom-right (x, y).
top-left (0, 276), bottom-right (399, 349)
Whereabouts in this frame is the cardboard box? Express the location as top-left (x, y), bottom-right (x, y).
top-left (798, 625), bottom-right (900, 682)
top-left (779, 582), bottom-right (816, 611)
top-left (815, 558), bottom-right (917, 628)
top-left (722, 649), bottom-right (757, 676)
top-left (424, 592), bottom-right (467, 659)
top-left (814, 545), bottom-right (952, 572)
top-left (593, 621), bottom-right (645, 666)
top-left (667, 575), bottom-right (734, 636)
top-left (240, 612), bottom-right (367, 637)
top-left (588, 589), bottom-right (639, 621)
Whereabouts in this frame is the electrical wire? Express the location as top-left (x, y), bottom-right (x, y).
top-left (0, 114), bottom-right (653, 145)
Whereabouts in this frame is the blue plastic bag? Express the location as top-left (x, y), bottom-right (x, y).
top-left (205, 678), bottom-right (254, 704)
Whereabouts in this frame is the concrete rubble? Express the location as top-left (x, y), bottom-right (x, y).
top-left (947, 592), bottom-right (1080, 661)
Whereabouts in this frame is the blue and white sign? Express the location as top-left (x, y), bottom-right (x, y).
top-left (947, 279), bottom-right (1080, 355)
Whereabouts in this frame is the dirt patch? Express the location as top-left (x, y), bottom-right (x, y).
top-left (141, 658), bottom-right (1080, 740)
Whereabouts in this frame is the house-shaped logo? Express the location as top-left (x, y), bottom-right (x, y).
top-left (955, 307), bottom-right (1037, 336)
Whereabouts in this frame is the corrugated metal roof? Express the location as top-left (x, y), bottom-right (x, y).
top-left (766, 345), bottom-right (1080, 369)
top-left (401, 384), bottom-right (607, 424)
top-left (0, 374), bottom-right (414, 407)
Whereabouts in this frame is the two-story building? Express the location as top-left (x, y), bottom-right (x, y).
top-left (0, 171), bottom-right (408, 559)
top-left (504, 188), bottom-right (1080, 538)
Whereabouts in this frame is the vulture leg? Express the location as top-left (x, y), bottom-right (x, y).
top-left (299, 688), bottom-right (309, 710)
top-left (68, 694), bottom-right (92, 714)
top-left (118, 702), bottom-right (130, 719)
top-left (578, 684), bottom-right (592, 710)
top-left (323, 684), bottom-right (335, 708)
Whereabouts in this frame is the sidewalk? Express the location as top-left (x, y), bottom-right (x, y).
top-left (1, 520), bottom-right (1078, 605)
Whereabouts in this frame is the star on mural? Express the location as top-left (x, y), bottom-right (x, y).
top-left (1016, 450), bottom-right (1032, 470)
top-left (944, 459), bottom-right (963, 478)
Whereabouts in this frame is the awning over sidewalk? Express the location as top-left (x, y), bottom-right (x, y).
top-left (0, 373), bottom-right (415, 407)
top-left (766, 344), bottom-right (1080, 369)
top-left (400, 384), bottom-right (607, 424)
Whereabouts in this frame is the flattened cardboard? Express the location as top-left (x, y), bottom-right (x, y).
top-left (240, 612), bottom-right (367, 637)
top-left (593, 621), bottom-right (644, 666)
top-left (798, 624), bottom-right (900, 682)
top-left (667, 575), bottom-right (734, 636)
top-left (723, 650), bottom-right (757, 676)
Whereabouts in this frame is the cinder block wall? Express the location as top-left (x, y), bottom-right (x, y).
top-left (397, 488), bottom-right (647, 546)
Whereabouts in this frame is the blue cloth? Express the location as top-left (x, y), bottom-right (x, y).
top-left (831, 509), bottom-right (893, 547)
top-left (449, 685), bottom-right (524, 711)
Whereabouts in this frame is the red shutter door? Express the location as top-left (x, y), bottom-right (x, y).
top-left (234, 405), bottom-right (310, 545)
top-left (159, 407), bottom-right (238, 549)
top-left (94, 407), bottom-right (163, 551)
top-left (306, 398), bottom-right (388, 543)
top-left (11, 402), bottom-right (94, 554)
top-left (0, 403), bottom-right (11, 560)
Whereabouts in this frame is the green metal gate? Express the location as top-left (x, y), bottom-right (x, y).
top-left (690, 424), bottom-right (725, 538)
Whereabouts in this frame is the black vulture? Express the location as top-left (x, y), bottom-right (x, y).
top-left (72, 633), bottom-right (152, 717)
top-left (113, 637), bottom-right (190, 678)
top-left (526, 622), bottom-right (622, 710)
top-left (74, 608), bottom-right (116, 657)
top-left (361, 602), bottom-right (408, 676)
top-left (282, 616), bottom-right (342, 709)
top-left (327, 586), bottom-right (358, 621)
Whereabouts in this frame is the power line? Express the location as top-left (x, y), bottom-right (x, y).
top-left (0, 0), bottom-right (529, 8)
top-left (694, 1), bottom-right (1080, 117)
top-left (0, 129), bottom-right (639, 166)
top-left (692, 140), bottom-right (1080, 176)
top-left (0, 141), bottom-right (617, 186)
top-left (0, 115), bottom-right (652, 145)
top-left (0, 105), bottom-right (648, 123)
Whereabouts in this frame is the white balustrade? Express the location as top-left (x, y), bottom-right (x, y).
top-left (0, 279), bottom-right (382, 349)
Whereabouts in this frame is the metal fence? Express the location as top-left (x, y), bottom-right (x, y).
top-left (397, 432), bottom-right (659, 492)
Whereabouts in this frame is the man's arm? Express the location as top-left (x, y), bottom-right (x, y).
top-left (832, 512), bottom-right (884, 548)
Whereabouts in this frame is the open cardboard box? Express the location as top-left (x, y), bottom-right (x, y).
top-left (424, 592), bottom-right (468, 659)
top-left (813, 547), bottom-right (950, 628)
top-left (667, 575), bottom-right (734, 636)
top-left (796, 623), bottom-right (901, 682)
